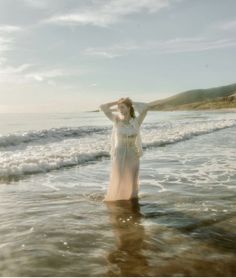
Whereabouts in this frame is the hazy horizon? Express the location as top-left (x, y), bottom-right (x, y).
top-left (0, 0), bottom-right (236, 113)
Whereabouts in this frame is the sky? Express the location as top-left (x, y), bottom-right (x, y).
top-left (0, 0), bottom-right (236, 113)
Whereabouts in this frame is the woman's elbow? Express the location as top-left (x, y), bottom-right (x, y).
top-left (99, 104), bottom-right (105, 110)
top-left (99, 104), bottom-right (108, 112)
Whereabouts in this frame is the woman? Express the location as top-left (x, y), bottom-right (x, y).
top-left (99, 97), bottom-right (156, 202)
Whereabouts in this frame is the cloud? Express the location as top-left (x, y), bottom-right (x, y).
top-left (0, 62), bottom-right (32, 83)
top-left (42, 0), bottom-right (171, 27)
top-left (0, 37), bottom-right (12, 54)
top-left (23, 0), bottom-right (49, 9)
top-left (83, 36), bottom-right (236, 58)
top-left (0, 24), bottom-right (30, 83)
top-left (0, 25), bottom-right (22, 55)
top-left (84, 41), bottom-right (140, 58)
top-left (214, 19), bottom-right (236, 31)
top-left (89, 83), bottom-right (97, 87)
top-left (151, 37), bottom-right (236, 53)
top-left (0, 22), bottom-right (86, 86)
top-left (24, 68), bottom-right (78, 82)
top-left (24, 66), bottom-right (89, 84)
top-left (0, 25), bottom-right (23, 33)
top-left (0, 63), bottom-right (31, 74)
top-left (25, 68), bottom-right (65, 82)
top-left (0, 24), bottom-right (24, 65)
top-left (0, 61), bottom-right (87, 85)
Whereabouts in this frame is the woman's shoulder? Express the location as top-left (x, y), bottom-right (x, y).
top-left (131, 117), bottom-right (139, 126)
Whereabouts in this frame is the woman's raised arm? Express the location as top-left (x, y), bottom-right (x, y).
top-left (132, 100), bottom-right (157, 126)
top-left (132, 101), bottom-right (148, 126)
top-left (99, 100), bottom-right (118, 123)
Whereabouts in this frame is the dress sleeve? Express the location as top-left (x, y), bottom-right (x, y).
top-left (132, 101), bottom-right (149, 126)
top-left (99, 104), bottom-right (117, 123)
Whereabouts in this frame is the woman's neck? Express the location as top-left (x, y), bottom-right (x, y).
top-left (122, 114), bottom-right (131, 121)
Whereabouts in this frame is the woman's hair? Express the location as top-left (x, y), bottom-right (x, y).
top-left (117, 97), bottom-right (136, 118)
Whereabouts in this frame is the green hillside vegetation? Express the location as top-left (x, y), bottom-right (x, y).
top-left (152, 83), bottom-right (236, 111)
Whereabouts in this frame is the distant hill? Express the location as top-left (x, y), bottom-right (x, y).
top-left (90, 83), bottom-right (236, 112)
top-left (152, 83), bottom-right (236, 111)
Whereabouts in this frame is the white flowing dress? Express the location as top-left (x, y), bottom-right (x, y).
top-left (99, 102), bottom-right (149, 202)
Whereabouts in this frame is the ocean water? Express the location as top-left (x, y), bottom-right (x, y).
top-left (0, 110), bottom-right (235, 276)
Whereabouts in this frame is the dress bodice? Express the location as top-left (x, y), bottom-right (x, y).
top-left (116, 119), bottom-right (138, 147)
top-left (111, 116), bottom-right (143, 158)
top-left (116, 119), bottom-right (138, 136)
top-left (99, 101), bottom-right (149, 159)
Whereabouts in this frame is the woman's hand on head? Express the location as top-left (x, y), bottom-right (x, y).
top-left (117, 97), bottom-right (125, 103)
top-left (117, 97), bottom-right (132, 103)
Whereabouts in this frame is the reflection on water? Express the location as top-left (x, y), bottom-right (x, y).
top-left (104, 198), bottom-right (150, 276)
top-left (0, 182), bottom-right (235, 276)
top-left (0, 113), bottom-right (235, 276)
top-left (104, 197), bottom-right (236, 277)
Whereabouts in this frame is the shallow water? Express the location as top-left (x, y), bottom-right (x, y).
top-left (0, 110), bottom-right (235, 276)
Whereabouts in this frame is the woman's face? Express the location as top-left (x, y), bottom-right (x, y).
top-left (117, 103), bottom-right (129, 115)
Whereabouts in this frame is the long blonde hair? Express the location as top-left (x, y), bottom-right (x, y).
top-left (117, 98), bottom-right (136, 118)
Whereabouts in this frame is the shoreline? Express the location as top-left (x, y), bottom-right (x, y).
top-left (204, 107), bottom-right (236, 112)
top-left (150, 107), bottom-right (236, 113)
top-left (91, 107), bottom-right (236, 113)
